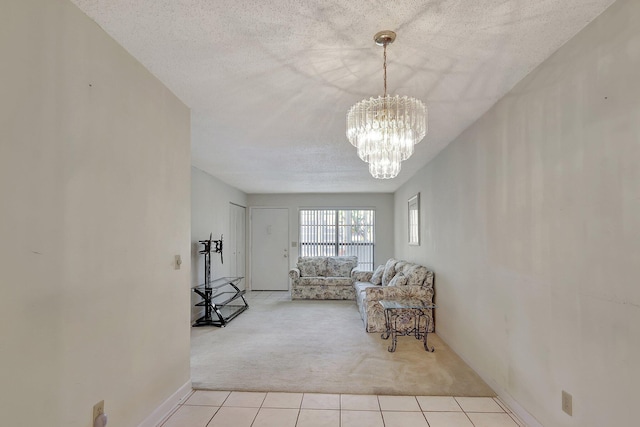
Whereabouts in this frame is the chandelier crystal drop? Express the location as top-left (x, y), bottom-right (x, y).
top-left (346, 31), bottom-right (427, 179)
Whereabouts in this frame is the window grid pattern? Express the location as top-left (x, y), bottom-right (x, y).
top-left (299, 209), bottom-right (375, 270)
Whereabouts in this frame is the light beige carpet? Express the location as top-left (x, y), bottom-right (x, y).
top-left (191, 295), bottom-right (494, 396)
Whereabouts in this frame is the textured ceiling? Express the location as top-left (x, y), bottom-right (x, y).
top-left (70, 0), bottom-right (615, 193)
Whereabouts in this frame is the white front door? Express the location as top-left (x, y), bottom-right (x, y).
top-left (250, 208), bottom-right (289, 291)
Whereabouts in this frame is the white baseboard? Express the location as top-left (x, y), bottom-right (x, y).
top-left (138, 380), bottom-right (192, 427)
top-left (494, 392), bottom-right (543, 427)
top-left (437, 331), bottom-right (543, 427)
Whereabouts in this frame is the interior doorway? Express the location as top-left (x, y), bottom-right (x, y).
top-left (250, 207), bottom-right (289, 291)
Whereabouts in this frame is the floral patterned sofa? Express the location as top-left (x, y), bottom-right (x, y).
top-left (352, 258), bottom-right (435, 333)
top-left (289, 256), bottom-right (358, 300)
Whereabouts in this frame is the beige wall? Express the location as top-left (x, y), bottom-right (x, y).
top-left (0, 1), bottom-right (191, 426)
top-left (394, 0), bottom-right (640, 426)
top-left (247, 193), bottom-right (394, 281)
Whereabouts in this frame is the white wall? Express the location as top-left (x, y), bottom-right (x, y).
top-left (191, 167), bottom-right (247, 319)
top-left (0, 1), bottom-right (191, 426)
top-left (247, 193), bottom-right (394, 280)
top-left (394, 0), bottom-right (640, 426)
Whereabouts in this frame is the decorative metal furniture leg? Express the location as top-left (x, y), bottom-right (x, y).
top-left (389, 314), bottom-right (398, 352)
top-left (381, 308), bottom-right (391, 340)
top-left (423, 314), bottom-right (434, 352)
top-left (192, 277), bottom-right (248, 327)
top-left (379, 300), bottom-right (437, 352)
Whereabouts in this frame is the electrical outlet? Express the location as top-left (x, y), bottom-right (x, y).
top-left (93, 400), bottom-right (105, 422)
top-left (562, 390), bottom-right (572, 416)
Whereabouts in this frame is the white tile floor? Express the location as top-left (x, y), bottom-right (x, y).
top-left (160, 391), bottom-right (526, 427)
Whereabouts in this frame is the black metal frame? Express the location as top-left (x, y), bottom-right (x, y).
top-left (192, 234), bottom-right (247, 327)
top-left (192, 277), bottom-right (248, 327)
top-left (380, 303), bottom-right (435, 353)
top-left (199, 233), bottom-right (224, 283)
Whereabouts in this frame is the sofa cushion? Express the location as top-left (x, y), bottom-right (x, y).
top-left (298, 261), bottom-right (317, 277)
top-left (387, 273), bottom-right (408, 287)
top-left (315, 258), bottom-right (328, 276)
top-left (297, 257), bottom-right (328, 276)
top-left (326, 256), bottom-right (357, 277)
top-left (394, 260), bottom-right (408, 273)
top-left (352, 269), bottom-right (374, 282)
top-left (297, 277), bottom-right (353, 287)
top-left (400, 264), bottom-right (429, 286)
top-left (354, 281), bottom-right (378, 295)
top-left (381, 258), bottom-right (398, 286)
top-left (293, 281), bottom-right (356, 300)
top-left (370, 265), bottom-right (384, 285)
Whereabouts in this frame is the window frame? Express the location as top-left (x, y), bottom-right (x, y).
top-left (298, 208), bottom-right (375, 270)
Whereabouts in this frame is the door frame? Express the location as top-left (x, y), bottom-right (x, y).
top-left (248, 206), bottom-right (290, 291)
top-left (229, 202), bottom-right (246, 284)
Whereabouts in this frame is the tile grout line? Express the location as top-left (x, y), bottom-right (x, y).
top-left (294, 392), bottom-right (303, 427)
top-left (203, 406), bottom-right (220, 427)
top-left (417, 395), bottom-right (429, 426)
top-left (203, 390), bottom-right (228, 427)
top-left (164, 388), bottom-right (523, 426)
top-left (463, 409), bottom-right (477, 427)
top-left (377, 395), bottom-right (384, 427)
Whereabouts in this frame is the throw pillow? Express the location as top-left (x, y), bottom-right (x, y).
top-left (370, 265), bottom-right (384, 285)
top-left (394, 260), bottom-right (408, 275)
top-left (404, 264), bottom-right (428, 286)
top-left (299, 262), bottom-right (317, 277)
top-left (314, 257), bottom-right (328, 276)
top-left (381, 258), bottom-right (398, 286)
top-left (387, 273), bottom-right (408, 287)
top-left (327, 256), bottom-right (357, 277)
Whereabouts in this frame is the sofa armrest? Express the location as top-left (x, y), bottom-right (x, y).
top-left (288, 268), bottom-right (300, 280)
top-left (351, 269), bottom-right (373, 282)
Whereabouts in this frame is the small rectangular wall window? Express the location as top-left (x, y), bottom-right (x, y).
top-left (299, 209), bottom-right (375, 270)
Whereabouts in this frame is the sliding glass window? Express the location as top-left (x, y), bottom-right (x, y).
top-left (299, 209), bottom-right (375, 270)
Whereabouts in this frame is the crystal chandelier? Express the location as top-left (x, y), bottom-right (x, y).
top-left (347, 31), bottom-right (427, 179)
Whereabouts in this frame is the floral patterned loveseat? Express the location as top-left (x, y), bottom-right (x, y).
top-left (352, 258), bottom-right (435, 333)
top-left (289, 256), bottom-right (358, 300)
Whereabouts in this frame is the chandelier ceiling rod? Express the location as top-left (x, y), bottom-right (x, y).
top-left (374, 30), bottom-right (396, 97)
top-left (383, 42), bottom-right (387, 97)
